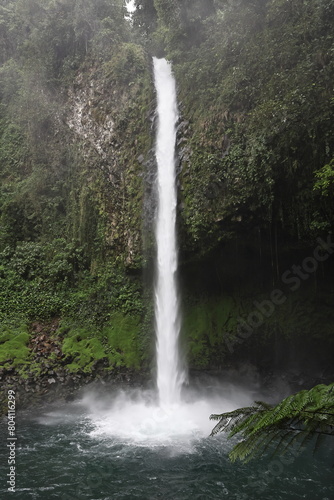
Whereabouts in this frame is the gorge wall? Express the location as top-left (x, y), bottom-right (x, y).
top-left (0, 0), bottom-right (334, 395)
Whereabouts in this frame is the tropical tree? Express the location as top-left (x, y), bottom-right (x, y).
top-left (210, 383), bottom-right (334, 462)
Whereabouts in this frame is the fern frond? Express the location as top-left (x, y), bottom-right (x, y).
top-left (210, 382), bottom-right (334, 462)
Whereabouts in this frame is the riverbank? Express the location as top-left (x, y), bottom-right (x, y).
top-left (0, 318), bottom-right (149, 416)
top-left (0, 363), bottom-right (148, 418)
top-left (2, 358), bottom-right (332, 419)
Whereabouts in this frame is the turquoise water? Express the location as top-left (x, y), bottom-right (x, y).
top-left (1, 389), bottom-right (333, 500)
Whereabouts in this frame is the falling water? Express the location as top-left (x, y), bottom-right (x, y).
top-left (153, 57), bottom-right (185, 406)
top-left (75, 58), bottom-right (247, 447)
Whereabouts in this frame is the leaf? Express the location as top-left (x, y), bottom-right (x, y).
top-left (210, 383), bottom-right (334, 462)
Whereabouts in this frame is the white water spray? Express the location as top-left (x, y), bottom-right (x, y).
top-left (153, 57), bottom-right (185, 407)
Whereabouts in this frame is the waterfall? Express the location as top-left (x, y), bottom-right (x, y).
top-left (153, 57), bottom-right (185, 407)
top-left (81, 59), bottom-right (252, 449)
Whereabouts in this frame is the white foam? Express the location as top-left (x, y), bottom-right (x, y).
top-left (81, 385), bottom-right (254, 451)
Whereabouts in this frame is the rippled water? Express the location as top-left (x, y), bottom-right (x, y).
top-left (1, 385), bottom-right (333, 500)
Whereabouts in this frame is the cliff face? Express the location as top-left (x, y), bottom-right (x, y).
top-left (167, 0), bottom-right (334, 257)
top-left (0, 1), bottom-right (156, 382)
top-left (0, 0), bottom-right (334, 382)
top-left (144, 0), bottom-right (334, 374)
top-left (0, 0), bottom-right (154, 268)
top-left (64, 54), bottom-right (154, 267)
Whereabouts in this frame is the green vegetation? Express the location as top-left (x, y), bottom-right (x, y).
top-left (210, 383), bottom-right (334, 462)
top-left (135, 0), bottom-right (334, 253)
top-left (182, 296), bottom-right (238, 368)
top-left (0, 0), bottom-right (155, 374)
top-left (314, 159), bottom-right (334, 196)
top-left (0, 245), bottom-right (149, 372)
top-left (61, 315), bottom-right (141, 372)
top-left (0, 321), bottom-right (30, 370)
top-left (0, 0), bottom-right (334, 375)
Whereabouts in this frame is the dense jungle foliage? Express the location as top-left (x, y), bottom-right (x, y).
top-left (134, 0), bottom-right (334, 249)
top-left (134, 0), bottom-right (334, 373)
top-left (0, 0), bottom-right (334, 375)
top-left (0, 0), bottom-right (154, 374)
